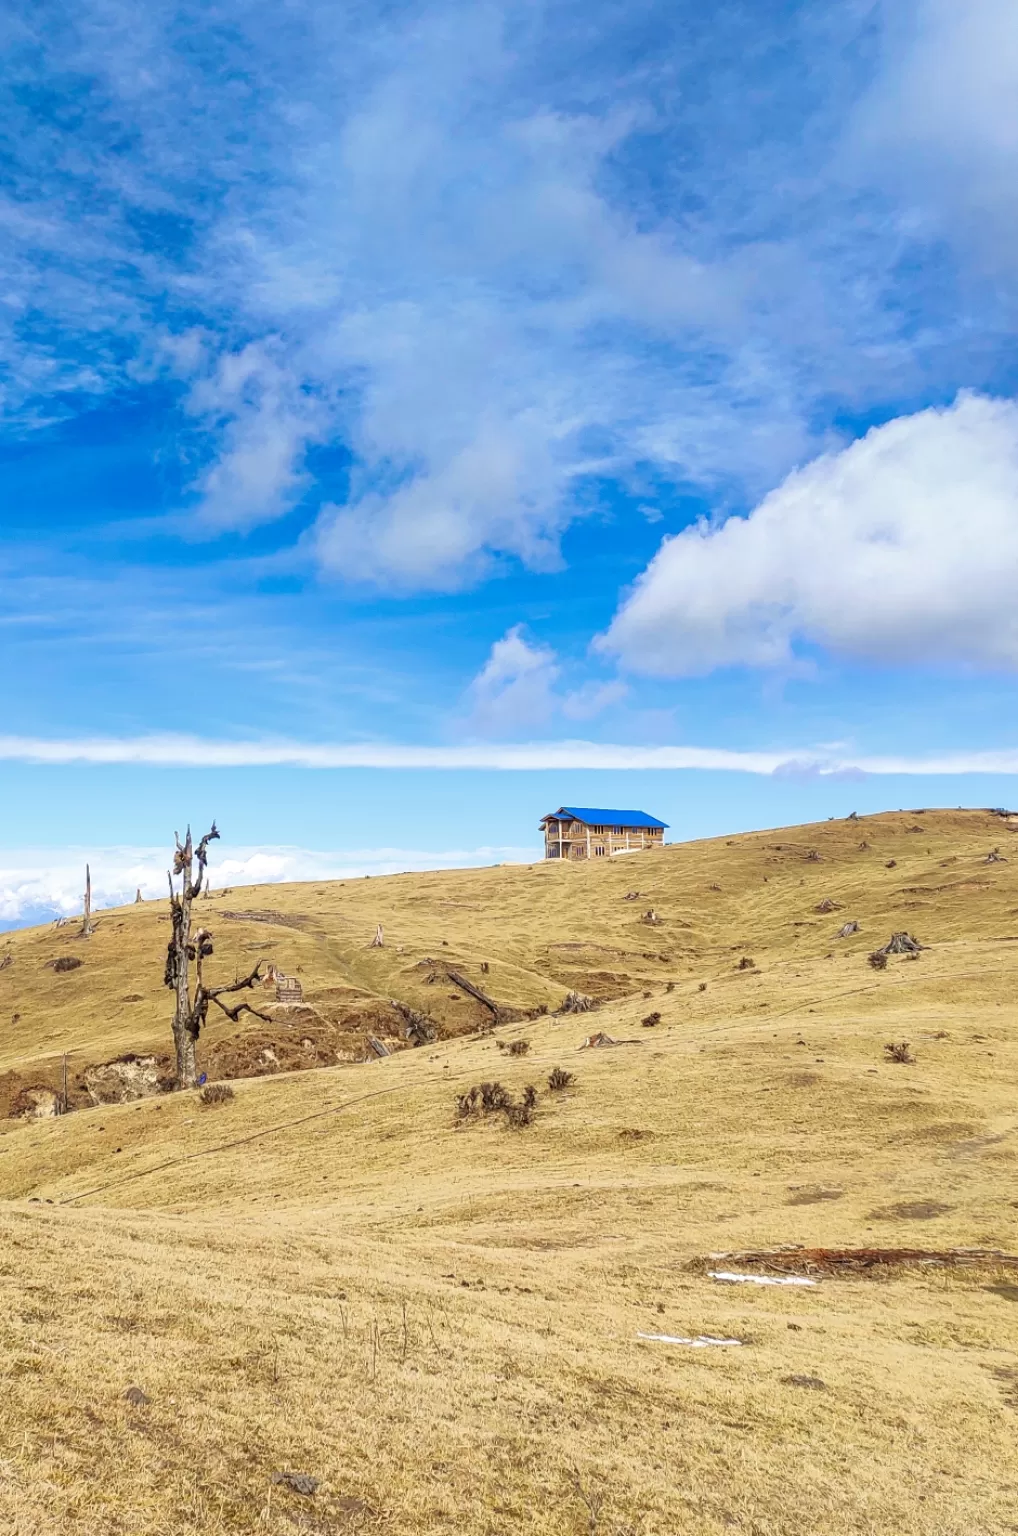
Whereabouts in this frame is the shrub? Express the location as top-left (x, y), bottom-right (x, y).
top-left (884, 1041), bottom-right (915, 1064)
top-left (456, 1079), bottom-right (538, 1129)
top-left (504, 1101), bottom-right (534, 1129)
top-left (641, 1012), bottom-right (661, 1028)
top-left (199, 1082), bottom-right (234, 1107)
top-left (456, 1086), bottom-right (481, 1118)
top-left (665, 981), bottom-right (675, 993)
top-left (737, 956), bottom-right (755, 970)
top-left (507, 1040), bottom-right (530, 1057)
top-left (868, 950), bottom-right (889, 970)
top-left (548, 1067), bottom-right (574, 1092)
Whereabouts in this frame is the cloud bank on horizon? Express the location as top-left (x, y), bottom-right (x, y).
top-left (2, 0), bottom-right (1018, 787)
top-left (0, 842), bottom-right (539, 929)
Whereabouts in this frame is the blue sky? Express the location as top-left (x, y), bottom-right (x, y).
top-left (2, 0), bottom-right (1018, 924)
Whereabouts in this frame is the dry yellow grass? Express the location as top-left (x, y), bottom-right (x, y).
top-left (0, 808), bottom-right (1017, 1533)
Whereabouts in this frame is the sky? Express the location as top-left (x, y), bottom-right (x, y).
top-left (2, 0), bottom-right (1018, 926)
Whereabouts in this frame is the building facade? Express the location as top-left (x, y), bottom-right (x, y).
top-left (539, 806), bottom-right (668, 859)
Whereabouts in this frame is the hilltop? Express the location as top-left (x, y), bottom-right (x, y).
top-left (0, 807), bottom-right (1016, 1534)
top-left (2, 805), bottom-right (1016, 1113)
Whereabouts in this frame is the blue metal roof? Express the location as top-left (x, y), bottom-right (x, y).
top-left (540, 806), bottom-right (668, 829)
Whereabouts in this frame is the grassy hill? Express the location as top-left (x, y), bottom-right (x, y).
top-left (0, 807), bottom-right (1016, 1533)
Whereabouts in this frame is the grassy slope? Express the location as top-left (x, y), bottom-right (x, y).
top-left (0, 808), bottom-right (1017, 1533)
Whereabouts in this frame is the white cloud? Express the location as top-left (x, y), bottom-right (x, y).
top-left (183, 342), bottom-right (323, 532)
top-left (854, 0), bottom-right (1018, 259)
top-left (463, 627), bottom-right (628, 732)
top-left (560, 680), bottom-right (628, 721)
top-left (0, 841), bottom-right (539, 930)
top-left (600, 393), bottom-right (1018, 676)
top-left (0, 731), bottom-right (1016, 776)
top-left (465, 626), bottom-right (560, 734)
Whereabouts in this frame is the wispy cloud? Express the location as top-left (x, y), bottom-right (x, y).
top-left (6, 0), bottom-right (1014, 592)
top-left (0, 733), bottom-right (1017, 776)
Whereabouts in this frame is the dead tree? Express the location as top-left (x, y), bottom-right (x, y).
top-left (80, 864), bottom-right (94, 938)
top-left (163, 824), bottom-right (269, 1089)
top-left (371, 923), bottom-right (384, 947)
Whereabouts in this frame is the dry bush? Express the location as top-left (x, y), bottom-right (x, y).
top-left (665, 981), bottom-right (675, 992)
top-left (504, 1100), bottom-right (534, 1129)
top-left (641, 1012), bottom-right (661, 1028)
top-left (884, 1041), bottom-right (915, 1064)
top-left (548, 1067), bottom-right (574, 1092)
top-left (198, 1082), bottom-right (235, 1107)
top-left (559, 991), bottom-right (595, 1014)
top-left (869, 950), bottom-right (889, 970)
top-left (737, 956), bottom-right (755, 970)
top-left (457, 1079), bottom-right (537, 1129)
top-left (507, 1040), bottom-right (530, 1057)
top-left (456, 1086), bottom-right (481, 1119)
top-left (698, 981), bottom-right (708, 992)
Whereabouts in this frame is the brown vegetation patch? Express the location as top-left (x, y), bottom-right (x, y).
top-left (702, 1246), bottom-right (1018, 1276)
top-left (786, 1187), bottom-right (843, 1205)
top-left (868, 1200), bottom-right (954, 1221)
top-left (220, 909), bottom-right (312, 930)
top-left (901, 1121), bottom-right (977, 1144)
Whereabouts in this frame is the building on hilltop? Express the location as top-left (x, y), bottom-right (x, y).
top-left (539, 807), bottom-right (668, 860)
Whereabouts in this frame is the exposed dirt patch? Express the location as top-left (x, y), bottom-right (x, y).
top-left (84, 1055), bottom-right (169, 1106)
top-left (9, 1085), bottom-right (60, 1119)
top-left (785, 1072), bottom-right (821, 1088)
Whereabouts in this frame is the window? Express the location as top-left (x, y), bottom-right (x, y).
top-left (594, 845), bottom-right (606, 856)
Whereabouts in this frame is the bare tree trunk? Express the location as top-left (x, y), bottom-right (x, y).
top-left (164, 824), bottom-right (269, 1090)
top-left (80, 864), bottom-right (94, 938)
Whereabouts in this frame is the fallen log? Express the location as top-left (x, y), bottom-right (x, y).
top-left (445, 968), bottom-right (504, 1020)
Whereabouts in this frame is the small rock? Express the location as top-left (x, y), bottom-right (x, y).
top-left (122, 1386), bottom-right (150, 1407)
top-left (271, 1471), bottom-right (319, 1497)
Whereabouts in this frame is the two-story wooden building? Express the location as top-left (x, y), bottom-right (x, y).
top-left (539, 806), bottom-right (668, 859)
